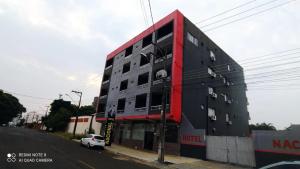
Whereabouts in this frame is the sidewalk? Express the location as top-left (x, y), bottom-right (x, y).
top-left (105, 144), bottom-right (251, 169)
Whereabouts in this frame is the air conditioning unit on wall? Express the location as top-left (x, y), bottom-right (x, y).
top-left (211, 93), bottom-right (217, 99)
top-left (211, 115), bottom-right (217, 121)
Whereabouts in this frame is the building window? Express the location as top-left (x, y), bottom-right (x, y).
top-left (100, 88), bottom-right (108, 96)
top-left (227, 65), bottom-right (231, 71)
top-left (208, 108), bottom-right (216, 121)
top-left (210, 50), bottom-right (216, 61)
top-left (105, 58), bottom-right (113, 68)
top-left (226, 114), bottom-right (232, 125)
top-left (140, 54), bottom-right (150, 67)
top-left (103, 74), bottom-right (110, 82)
top-left (150, 92), bottom-right (163, 110)
top-left (98, 103), bottom-right (106, 113)
top-left (208, 87), bottom-right (217, 99)
top-left (137, 72), bottom-right (149, 85)
top-left (122, 62), bottom-right (131, 74)
top-left (208, 67), bottom-right (216, 78)
top-left (135, 93), bottom-right (147, 108)
top-left (187, 32), bottom-right (198, 47)
top-left (208, 87), bottom-right (214, 95)
top-left (157, 21), bottom-right (173, 40)
top-left (117, 98), bottom-right (126, 113)
top-left (125, 46), bottom-right (133, 57)
top-left (120, 80), bottom-right (128, 91)
top-left (142, 34), bottom-right (152, 48)
top-left (132, 123), bottom-right (144, 140)
top-left (155, 44), bottom-right (173, 62)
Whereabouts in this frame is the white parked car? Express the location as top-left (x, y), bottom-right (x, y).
top-left (260, 161), bottom-right (300, 169)
top-left (80, 134), bottom-right (105, 149)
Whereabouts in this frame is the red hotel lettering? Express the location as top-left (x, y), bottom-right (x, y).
top-left (292, 140), bottom-right (300, 149)
top-left (182, 135), bottom-right (201, 142)
top-left (272, 139), bottom-right (300, 149)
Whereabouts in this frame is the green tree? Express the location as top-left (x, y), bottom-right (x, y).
top-left (45, 108), bottom-right (71, 131)
top-left (44, 99), bottom-right (75, 131)
top-left (78, 105), bottom-right (95, 116)
top-left (249, 122), bottom-right (276, 133)
top-left (0, 90), bottom-right (26, 124)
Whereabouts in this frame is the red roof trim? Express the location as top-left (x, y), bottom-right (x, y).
top-left (106, 10), bottom-right (182, 60)
top-left (97, 10), bottom-right (184, 124)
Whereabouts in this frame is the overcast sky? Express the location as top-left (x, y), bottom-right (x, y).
top-left (0, 0), bottom-right (299, 129)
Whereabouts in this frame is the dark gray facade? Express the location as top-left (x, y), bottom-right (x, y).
top-left (181, 18), bottom-right (249, 137)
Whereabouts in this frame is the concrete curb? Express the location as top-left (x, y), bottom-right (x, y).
top-left (71, 139), bottom-right (164, 168)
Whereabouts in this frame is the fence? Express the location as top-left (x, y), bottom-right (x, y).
top-left (206, 136), bottom-right (256, 167)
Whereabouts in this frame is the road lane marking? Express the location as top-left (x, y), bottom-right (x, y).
top-left (78, 160), bottom-right (96, 169)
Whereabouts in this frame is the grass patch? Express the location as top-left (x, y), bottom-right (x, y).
top-left (52, 132), bottom-right (85, 140)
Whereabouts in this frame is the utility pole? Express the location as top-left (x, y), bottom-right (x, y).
top-left (44, 106), bottom-right (50, 117)
top-left (141, 41), bottom-right (167, 163)
top-left (72, 90), bottom-right (82, 137)
top-left (42, 106), bottom-right (49, 130)
top-left (88, 113), bottom-right (95, 134)
top-left (31, 112), bottom-right (36, 124)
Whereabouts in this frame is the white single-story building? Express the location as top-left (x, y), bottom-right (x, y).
top-left (66, 115), bottom-right (102, 135)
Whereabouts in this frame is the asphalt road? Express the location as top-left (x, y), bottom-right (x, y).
top-left (0, 127), bottom-right (156, 169)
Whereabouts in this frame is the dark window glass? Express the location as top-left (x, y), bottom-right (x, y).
top-left (98, 103), bottom-right (106, 113)
top-left (100, 89), bottom-right (108, 96)
top-left (135, 94), bottom-right (147, 108)
top-left (94, 136), bottom-right (104, 140)
top-left (120, 80), bottom-right (128, 91)
top-left (142, 34), bottom-right (152, 48)
top-left (117, 98), bottom-right (126, 113)
top-left (157, 21), bottom-right (173, 39)
top-left (125, 46), bottom-right (133, 57)
top-left (103, 74), bottom-right (110, 81)
top-left (140, 54), bottom-right (150, 66)
top-left (137, 72), bottom-right (149, 85)
top-left (105, 58), bottom-right (113, 68)
top-left (151, 92), bottom-right (162, 106)
top-left (122, 62), bottom-right (131, 73)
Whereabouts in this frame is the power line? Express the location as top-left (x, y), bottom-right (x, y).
top-left (199, 0), bottom-right (281, 28)
top-left (182, 50), bottom-right (300, 78)
top-left (182, 47), bottom-right (300, 76)
top-left (4, 90), bottom-right (54, 101)
top-left (195, 0), bottom-right (257, 24)
top-left (238, 47), bottom-right (300, 62)
top-left (240, 52), bottom-right (300, 65)
top-left (147, 0), bottom-right (155, 31)
top-left (139, 0), bottom-right (149, 27)
top-left (184, 61), bottom-right (300, 84)
top-left (203, 0), bottom-right (296, 32)
top-left (183, 58), bottom-right (300, 81)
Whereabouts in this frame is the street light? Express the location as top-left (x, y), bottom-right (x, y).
top-left (71, 90), bottom-right (82, 137)
top-left (65, 93), bottom-right (76, 103)
top-left (141, 43), bottom-right (168, 163)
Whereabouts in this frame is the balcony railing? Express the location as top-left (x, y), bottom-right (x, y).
top-left (135, 107), bottom-right (147, 112)
top-left (105, 65), bottom-right (113, 71)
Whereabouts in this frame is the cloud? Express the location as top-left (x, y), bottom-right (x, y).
top-left (85, 73), bottom-right (102, 88)
top-left (66, 75), bottom-right (77, 81)
top-left (0, 0), bottom-right (116, 48)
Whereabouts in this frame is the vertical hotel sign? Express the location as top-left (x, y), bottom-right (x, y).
top-left (104, 110), bottom-right (115, 146)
